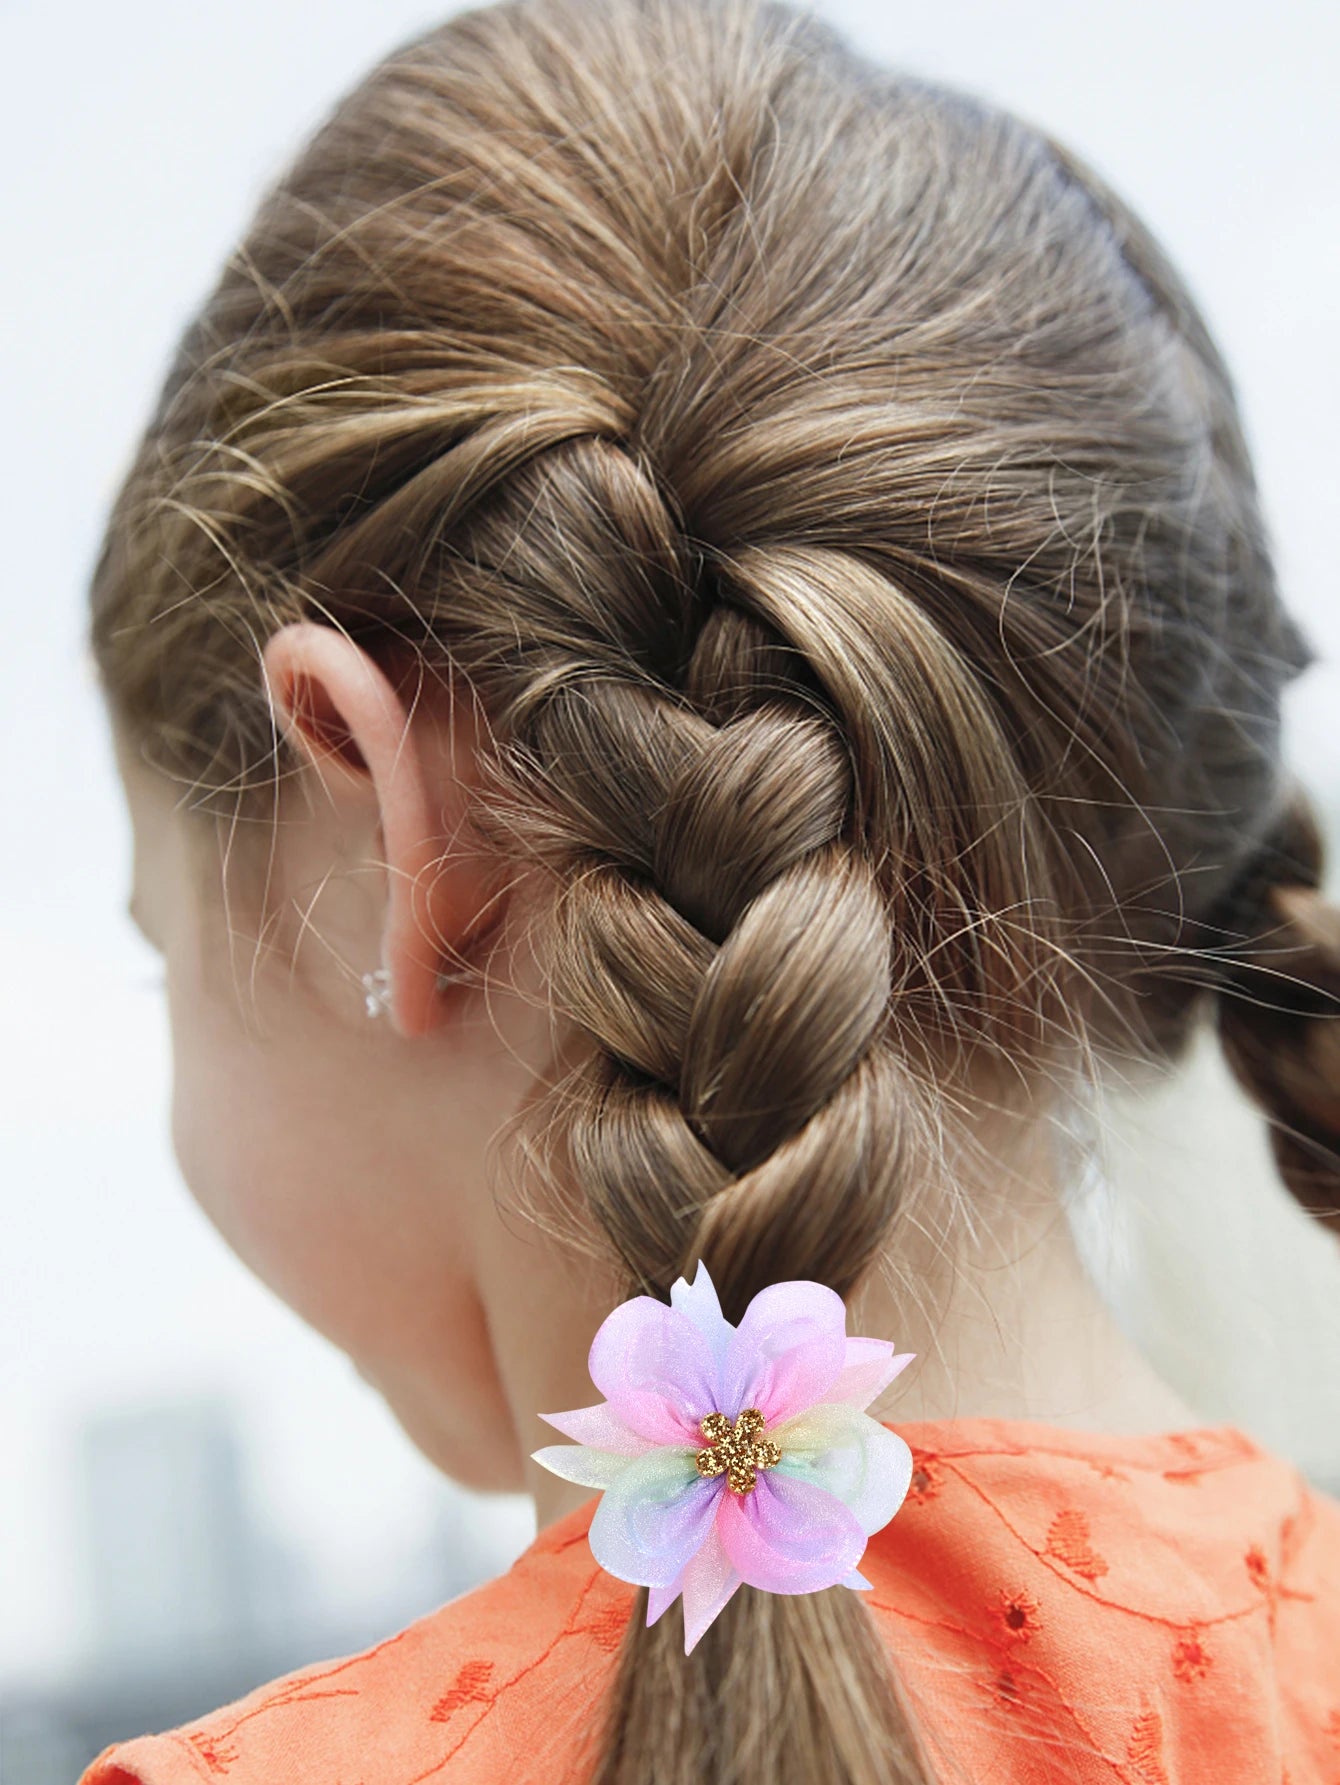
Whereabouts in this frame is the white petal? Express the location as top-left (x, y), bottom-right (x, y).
top-left (670, 1257), bottom-right (734, 1377)
top-left (530, 1444), bottom-right (635, 1490)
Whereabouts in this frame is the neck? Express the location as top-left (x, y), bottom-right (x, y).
top-left (491, 1098), bottom-right (1202, 1536)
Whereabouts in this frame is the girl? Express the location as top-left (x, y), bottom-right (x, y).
top-left (79, 0), bottom-right (1340, 1780)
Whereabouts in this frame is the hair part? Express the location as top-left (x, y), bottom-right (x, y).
top-left (89, 0), bottom-right (1340, 1778)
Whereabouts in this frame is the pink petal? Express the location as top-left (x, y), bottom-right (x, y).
top-left (715, 1470), bottom-right (867, 1595)
top-left (825, 1339), bottom-right (916, 1409)
top-left (642, 1511), bottom-right (750, 1651)
top-left (646, 1578), bottom-right (681, 1627)
top-left (680, 1513), bottom-right (744, 1654)
top-left (538, 1400), bottom-right (657, 1455)
top-left (719, 1280), bottom-right (848, 1425)
top-left (589, 1295), bottom-right (720, 1446)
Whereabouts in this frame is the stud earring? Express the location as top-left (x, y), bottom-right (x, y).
top-left (361, 963), bottom-right (473, 1019)
top-left (362, 967), bottom-right (393, 1018)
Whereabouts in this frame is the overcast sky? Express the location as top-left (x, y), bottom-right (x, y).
top-left (4, 0), bottom-right (1337, 1691)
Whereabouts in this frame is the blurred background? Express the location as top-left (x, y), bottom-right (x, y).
top-left (3, 0), bottom-right (1337, 1780)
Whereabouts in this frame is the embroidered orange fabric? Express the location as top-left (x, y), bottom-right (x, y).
top-left (78, 1417), bottom-right (1340, 1784)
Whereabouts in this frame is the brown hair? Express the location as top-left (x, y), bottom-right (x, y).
top-left (88, 0), bottom-right (1340, 1778)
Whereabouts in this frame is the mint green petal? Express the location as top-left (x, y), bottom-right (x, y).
top-left (589, 1447), bottom-right (722, 1589)
top-left (530, 1444), bottom-right (637, 1490)
top-left (769, 1403), bottom-right (913, 1535)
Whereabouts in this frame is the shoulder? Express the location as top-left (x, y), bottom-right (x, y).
top-left (869, 1419), bottom-right (1340, 1783)
top-left (78, 1498), bottom-right (628, 1785)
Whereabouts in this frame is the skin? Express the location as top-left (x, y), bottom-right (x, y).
top-left (111, 622), bottom-right (1204, 1538)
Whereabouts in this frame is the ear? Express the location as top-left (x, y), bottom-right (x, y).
top-left (260, 621), bottom-right (505, 1036)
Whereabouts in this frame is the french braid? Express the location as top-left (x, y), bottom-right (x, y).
top-left (410, 433), bottom-right (1051, 1782)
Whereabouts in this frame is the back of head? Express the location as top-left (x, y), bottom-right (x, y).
top-left (88, 0), bottom-right (1340, 1777)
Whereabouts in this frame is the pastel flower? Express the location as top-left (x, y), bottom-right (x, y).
top-left (531, 1259), bottom-right (915, 1653)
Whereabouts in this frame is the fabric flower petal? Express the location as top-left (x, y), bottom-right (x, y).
top-left (827, 1337), bottom-right (916, 1409)
top-left (589, 1296), bottom-right (720, 1445)
top-left (841, 1568), bottom-right (873, 1590)
top-left (645, 1578), bottom-right (681, 1627)
top-left (769, 1402), bottom-right (914, 1534)
top-left (679, 1511), bottom-right (744, 1653)
top-left (669, 1258), bottom-right (735, 1378)
top-left (715, 1468), bottom-right (867, 1594)
top-left (588, 1447), bottom-right (723, 1588)
top-left (538, 1400), bottom-right (659, 1455)
top-left (529, 1444), bottom-right (635, 1491)
top-left (718, 1280), bottom-right (848, 1426)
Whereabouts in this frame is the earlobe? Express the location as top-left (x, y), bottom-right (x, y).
top-left (261, 621), bottom-right (507, 1040)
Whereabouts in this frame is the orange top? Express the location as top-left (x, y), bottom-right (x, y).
top-left (78, 1417), bottom-right (1340, 1784)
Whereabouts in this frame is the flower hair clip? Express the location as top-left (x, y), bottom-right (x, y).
top-left (532, 1260), bottom-right (916, 1653)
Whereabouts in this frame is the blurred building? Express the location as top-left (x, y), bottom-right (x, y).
top-left (81, 1398), bottom-right (299, 1661)
top-left (0, 1396), bottom-right (529, 1785)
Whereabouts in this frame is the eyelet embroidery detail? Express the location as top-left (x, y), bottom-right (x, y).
top-left (907, 1449), bottom-right (944, 1502)
top-left (993, 1586), bottom-right (1043, 1644)
top-left (1170, 1631), bottom-right (1212, 1682)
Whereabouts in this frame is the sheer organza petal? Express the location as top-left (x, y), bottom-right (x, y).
top-left (645, 1577), bottom-right (682, 1627)
top-left (669, 1259), bottom-right (735, 1377)
top-left (538, 1400), bottom-right (657, 1455)
top-left (826, 1338), bottom-right (916, 1409)
top-left (768, 1403), bottom-right (914, 1534)
top-left (679, 1513), bottom-right (744, 1654)
top-left (589, 1296), bottom-right (720, 1445)
top-left (718, 1280), bottom-right (848, 1425)
top-left (715, 1469), bottom-right (867, 1594)
top-left (528, 1444), bottom-right (635, 1490)
top-left (588, 1448), bottom-right (724, 1588)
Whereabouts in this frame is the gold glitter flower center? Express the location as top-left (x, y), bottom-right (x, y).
top-left (694, 1407), bottom-right (782, 1495)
